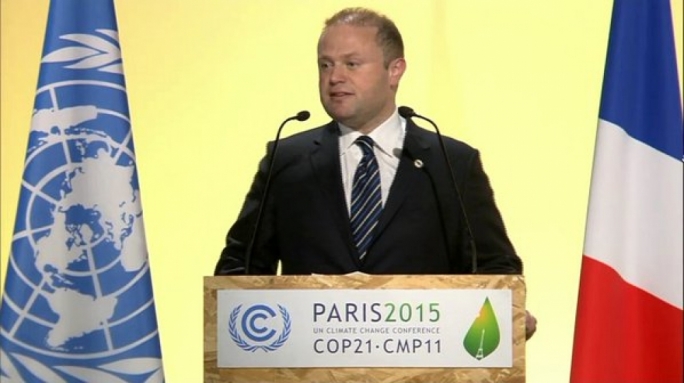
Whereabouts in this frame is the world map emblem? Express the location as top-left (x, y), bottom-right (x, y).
top-left (0, 25), bottom-right (163, 382)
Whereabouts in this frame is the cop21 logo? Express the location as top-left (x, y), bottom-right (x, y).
top-left (229, 304), bottom-right (292, 352)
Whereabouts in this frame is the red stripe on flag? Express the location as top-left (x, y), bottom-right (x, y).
top-left (571, 256), bottom-right (683, 383)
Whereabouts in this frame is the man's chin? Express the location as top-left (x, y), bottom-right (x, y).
top-left (324, 108), bottom-right (355, 125)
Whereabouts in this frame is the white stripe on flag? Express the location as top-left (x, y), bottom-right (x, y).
top-left (584, 119), bottom-right (683, 309)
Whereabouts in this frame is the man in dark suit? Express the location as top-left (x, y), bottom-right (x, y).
top-left (214, 7), bottom-right (536, 338)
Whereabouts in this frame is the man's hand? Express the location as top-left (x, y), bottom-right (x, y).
top-left (525, 310), bottom-right (537, 340)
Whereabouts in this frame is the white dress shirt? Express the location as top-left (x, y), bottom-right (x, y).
top-left (338, 110), bottom-right (407, 215)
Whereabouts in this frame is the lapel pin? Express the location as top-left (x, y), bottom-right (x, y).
top-left (414, 159), bottom-right (424, 168)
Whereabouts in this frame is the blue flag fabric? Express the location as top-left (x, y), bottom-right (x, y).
top-left (0, 1), bottom-right (164, 382)
top-left (599, 0), bottom-right (683, 160)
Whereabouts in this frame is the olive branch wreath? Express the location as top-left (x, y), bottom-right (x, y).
top-left (41, 29), bottom-right (123, 74)
top-left (0, 347), bottom-right (163, 382)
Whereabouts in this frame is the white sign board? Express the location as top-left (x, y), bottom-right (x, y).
top-left (217, 289), bottom-right (512, 368)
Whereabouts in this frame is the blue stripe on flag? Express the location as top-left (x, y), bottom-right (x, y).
top-left (598, 0), bottom-right (683, 161)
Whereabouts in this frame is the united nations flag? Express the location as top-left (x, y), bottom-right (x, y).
top-left (0, 1), bottom-right (164, 382)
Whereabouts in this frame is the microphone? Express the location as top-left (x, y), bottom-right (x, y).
top-left (244, 110), bottom-right (311, 274)
top-left (398, 106), bottom-right (479, 274)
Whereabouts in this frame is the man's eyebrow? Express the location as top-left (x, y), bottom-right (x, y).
top-left (318, 53), bottom-right (363, 61)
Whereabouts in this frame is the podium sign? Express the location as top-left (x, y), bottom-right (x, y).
top-left (205, 274), bottom-right (526, 383)
top-left (217, 289), bottom-right (512, 368)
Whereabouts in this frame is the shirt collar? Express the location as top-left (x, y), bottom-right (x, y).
top-left (338, 110), bottom-right (405, 157)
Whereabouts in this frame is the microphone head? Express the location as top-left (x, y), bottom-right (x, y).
top-left (296, 111), bottom-right (311, 121)
top-left (398, 106), bottom-right (415, 118)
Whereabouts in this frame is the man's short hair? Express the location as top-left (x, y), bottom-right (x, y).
top-left (323, 7), bottom-right (404, 67)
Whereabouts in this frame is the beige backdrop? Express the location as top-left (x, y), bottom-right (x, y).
top-left (1, 1), bottom-right (682, 382)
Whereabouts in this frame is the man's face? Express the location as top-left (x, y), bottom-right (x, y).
top-left (317, 24), bottom-right (405, 133)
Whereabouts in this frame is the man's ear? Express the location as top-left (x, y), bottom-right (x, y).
top-left (388, 58), bottom-right (407, 87)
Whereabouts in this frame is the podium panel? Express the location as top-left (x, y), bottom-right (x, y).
top-left (204, 274), bottom-right (525, 383)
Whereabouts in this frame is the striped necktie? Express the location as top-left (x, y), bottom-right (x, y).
top-left (350, 136), bottom-right (383, 260)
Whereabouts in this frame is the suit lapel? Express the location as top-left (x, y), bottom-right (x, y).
top-left (309, 122), bottom-right (360, 265)
top-left (373, 121), bottom-right (432, 241)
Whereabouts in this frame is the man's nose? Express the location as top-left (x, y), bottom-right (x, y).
top-left (328, 65), bottom-right (346, 84)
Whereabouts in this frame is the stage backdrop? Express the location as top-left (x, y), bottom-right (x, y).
top-left (1, 1), bottom-right (682, 382)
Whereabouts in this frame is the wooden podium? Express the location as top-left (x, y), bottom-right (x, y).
top-left (204, 274), bottom-right (525, 383)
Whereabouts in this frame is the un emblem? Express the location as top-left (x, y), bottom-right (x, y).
top-left (0, 26), bottom-right (163, 381)
top-left (229, 304), bottom-right (291, 352)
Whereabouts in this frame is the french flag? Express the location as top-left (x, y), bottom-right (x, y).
top-left (571, 0), bottom-right (683, 382)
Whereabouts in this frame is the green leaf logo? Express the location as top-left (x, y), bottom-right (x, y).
top-left (463, 297), bottom-right (500, 360)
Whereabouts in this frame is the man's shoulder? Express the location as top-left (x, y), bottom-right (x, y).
top-left (408, 120), bottom-right (477, 155)
top-left (278, 121), bottom-right (335, 147)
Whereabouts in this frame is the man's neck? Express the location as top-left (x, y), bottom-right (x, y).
top-left (348, 106), bottom-right (397, 134)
